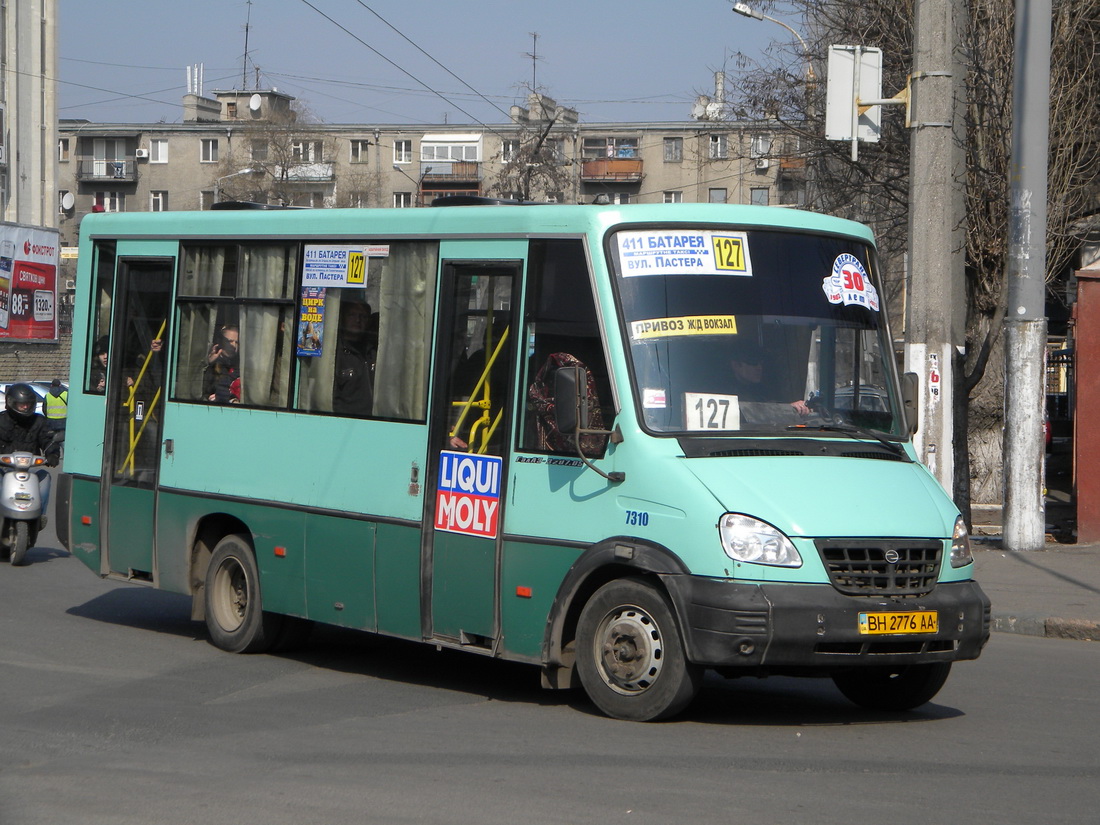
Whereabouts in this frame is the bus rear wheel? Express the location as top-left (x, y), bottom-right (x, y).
top-left (832, 662), bottom-right (952, 711)
top-left (576, 578), bottom-right (702, 721)
top-left (204, 534), bottom-right (284, 654)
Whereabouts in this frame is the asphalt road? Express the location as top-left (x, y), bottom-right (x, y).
top-left (2, 528), bottom-right (1099, 825)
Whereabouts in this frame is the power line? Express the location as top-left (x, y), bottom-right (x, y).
top-left (294, 0), bottom-right (507, 138)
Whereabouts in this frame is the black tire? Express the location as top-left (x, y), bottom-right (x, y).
top-left (576, 578), bottom-right (702, 721)
top-left (832, 662), bottom-right (952, 711)
top-left (9, 521), bottom-right (29, 566)
top-left (204, 534), bottom-right (285, 653)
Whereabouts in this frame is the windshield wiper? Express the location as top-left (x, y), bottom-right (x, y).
top-left (788, 423), bottom-right (910, 460)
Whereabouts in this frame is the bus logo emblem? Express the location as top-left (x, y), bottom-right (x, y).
top-left (435, 451), bottom-right (502, 539)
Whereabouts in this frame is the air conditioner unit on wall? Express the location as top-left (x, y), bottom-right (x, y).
top-left (755, 158), bottom-right (770, 171)
top-left (0, 145), bottom-right (5, 164)
top-left (135, 148), bottom-right (149, 159)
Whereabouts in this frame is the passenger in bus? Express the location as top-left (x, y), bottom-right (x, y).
top-left (203, 325), bottom-right (240, 404)
top-left (332, 300), bottom-right (375, 415)
top-left (728, 341), bottom-right (810, 416)
top-left (90, 336), bottom-right (109, 393)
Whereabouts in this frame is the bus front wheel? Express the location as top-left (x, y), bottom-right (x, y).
top-left (204, 534), bottom-right (284, 654)
top-left (831, 662), bottom-right (952, 711)
top-left (576, 578), bottom-right (702, 721)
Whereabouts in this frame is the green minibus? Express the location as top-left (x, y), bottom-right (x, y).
top-left (57, 201), bottom-right (989, 720)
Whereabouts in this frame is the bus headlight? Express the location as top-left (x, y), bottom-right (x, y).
top-left (719, 514), bottom-right (802, 567)
top-left (950, 515), bottom-right (973, 568)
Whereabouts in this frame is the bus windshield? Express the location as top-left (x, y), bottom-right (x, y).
top-left (610, 226), bottom-right (903, 438)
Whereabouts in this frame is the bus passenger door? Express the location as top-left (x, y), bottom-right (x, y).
top-left (102, 258), bottom-right (174, 580)
top-left (424, 260), bottom-right (519, 647)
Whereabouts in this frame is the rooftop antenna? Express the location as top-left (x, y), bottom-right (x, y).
top-left (242, 0), bottom-right (253, 90)
top-left (525, 32), bottom-right (541, 90)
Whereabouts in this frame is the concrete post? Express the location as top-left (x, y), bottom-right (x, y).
top-left (1002, 0), bottom-right (1052, 551)
top-left (903, 0), bottom-right (967, 496)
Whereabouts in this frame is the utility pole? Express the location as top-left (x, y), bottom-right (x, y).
top-left (903, 0), bottom-right (966, 497)
top-left (1002, 0), bottom-right (1052, 551)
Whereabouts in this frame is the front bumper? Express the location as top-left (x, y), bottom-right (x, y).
top-left (661, 575), bottom-right (991, 671)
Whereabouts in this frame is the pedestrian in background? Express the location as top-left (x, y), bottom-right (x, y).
top-left (44, 379), bottom-right (68, 437)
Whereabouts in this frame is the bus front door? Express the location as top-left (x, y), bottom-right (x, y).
top-left (102, 258), bottom-right (173, 580)
top-left (425, 261), bottom-right (519, 647)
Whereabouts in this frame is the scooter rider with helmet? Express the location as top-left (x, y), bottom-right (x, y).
top-left (0, 384), bottom-right (60, 463)
top-left (0, 382), bottom-right (60, 510)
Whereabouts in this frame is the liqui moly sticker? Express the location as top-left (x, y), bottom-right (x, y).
top-left (435, 451), bottom-right (502, 538)
top-left (823, 254), bottom-right (879, 311)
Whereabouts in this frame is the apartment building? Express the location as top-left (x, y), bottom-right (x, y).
top-left (56, 91), bottom-right (805, 251)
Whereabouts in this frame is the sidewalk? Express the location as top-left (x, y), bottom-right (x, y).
top-left (970, 496), bottom-right (1100, 641)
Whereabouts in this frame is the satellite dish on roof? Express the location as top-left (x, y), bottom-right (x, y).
top-left (249, 93), bottom-right (262, 112)
top-left (60, 192), bottom-right (75, 211)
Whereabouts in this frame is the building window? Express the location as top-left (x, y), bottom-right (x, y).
top-left (393, 192), bottom-right (412, 208)
top-left (95, 192), bottom-right (124, 212)
top-left (201, 138), bottom-right (219, 163)
top-left (394, 140), bottom-right (413, 164)
top-left (251, 140), bottom-right (269, 162)
top-left (149, 138), bottom-right (168, 163)
top-left (582, 137), bottom-right (638, 160)
top-left (200, 190), bottom-right (214, 210)
top-left (421, 141), bottom-right (480, 162)
top-left (709, 135), bottom-right (728, 160)
top-left (663, 137), bottom-right (683, 163)
top-left (502, 138), bottom-right (520, 163)
top-left (750, 187), bottom-right (770, 206)
top-left (750, 134), bottom-right (772, 158)
top-left (350, 139), bottom-right (370, 163)
top-left (545, 138), bottom-right (565, 163)
top-left (58, 138), bottom-right (70, 163)
top-left (663, 191), bottom-right (683, 204)
top-left (290, 140), bottom-right (323, 162)
top-left (150, 191), bottom-right (169, 212)
top-left (708, 188), bottom-right (727, 204)
top-left (226, 101), bottom-right (238, 119)
top-left (292, 140), bottom-right (325, 163)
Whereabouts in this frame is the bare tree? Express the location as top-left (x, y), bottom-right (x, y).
top-left (485, 90), bottom-right (576, 203)
top-left (213, 101), bottom-right (347, 207)
top-left (729, 0), bottom-right (1100, 518)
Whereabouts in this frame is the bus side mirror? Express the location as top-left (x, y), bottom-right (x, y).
top-left (553, 365), bottom-right (587, 435)
top-left (902, 372), bottom-right (919, 435)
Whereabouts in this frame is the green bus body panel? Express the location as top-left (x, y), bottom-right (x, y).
top-left (304, 515), bottom-right (376, 631)
top-left (500, 540), bottom-right (584, 661)
top-left (106, 486), bottom-right (156, 576)
top-left (431, 531), bottom-right (495, 639)
top-left (68, 477), bottom-right (104, 573)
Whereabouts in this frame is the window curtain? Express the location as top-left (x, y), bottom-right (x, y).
top-left (373, 242), bottom-right (436, 419)
top-left (238, 245), bottom-right (294, 406)
top-left (175, 247), bottom-right (226, 400)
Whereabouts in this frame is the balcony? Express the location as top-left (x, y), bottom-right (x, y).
top-left (580, 157), bottom-right (644, 183)
top-left (421, 161), bottom-right (481, 182)
top-left (282, 162), bottom-right (335, 182)
top-left (777, 157), bottom-right (807, 180)
top-left (75, 157), bottom-right (137, 183)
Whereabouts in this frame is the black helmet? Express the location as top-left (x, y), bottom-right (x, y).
top-left (5, 383), bottom-right (38, 422)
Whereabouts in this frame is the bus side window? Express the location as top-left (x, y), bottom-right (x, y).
top-left (295, 241), bottom-right (437, 422)
top-left (175, 243), bottom-right (296, 408)
top-left (87, 241), bottom-right (116, 394)
top-left (520, 239), bottom-right (613, 457)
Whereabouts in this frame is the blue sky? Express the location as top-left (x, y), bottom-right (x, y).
top-left (58, 0), bottom-right (799, 126)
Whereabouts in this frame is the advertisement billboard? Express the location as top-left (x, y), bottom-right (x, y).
top-left (0, 222), bottom-right (60, 341)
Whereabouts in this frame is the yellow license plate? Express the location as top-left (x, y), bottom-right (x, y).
top-left (858, 611), bottom-right (938, 635)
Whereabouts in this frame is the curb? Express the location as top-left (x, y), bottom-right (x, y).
top-left (991, 612), bottom-right (1100, 641)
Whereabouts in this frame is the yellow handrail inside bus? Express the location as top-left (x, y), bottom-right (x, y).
top-left (118, 320), bottom-right (166, 477)
top-left (449, 324), bottom-right (509, 454)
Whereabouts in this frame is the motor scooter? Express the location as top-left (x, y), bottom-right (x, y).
top-left (0, 451), bottom-right (49, 566)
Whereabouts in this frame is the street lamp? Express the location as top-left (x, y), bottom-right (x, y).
top-left (731, 2), bottom-right (815, 81)
top-left (214, 168), bottom-right (256, 203)
top-left (392, 164), bottom-right (433, 207)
